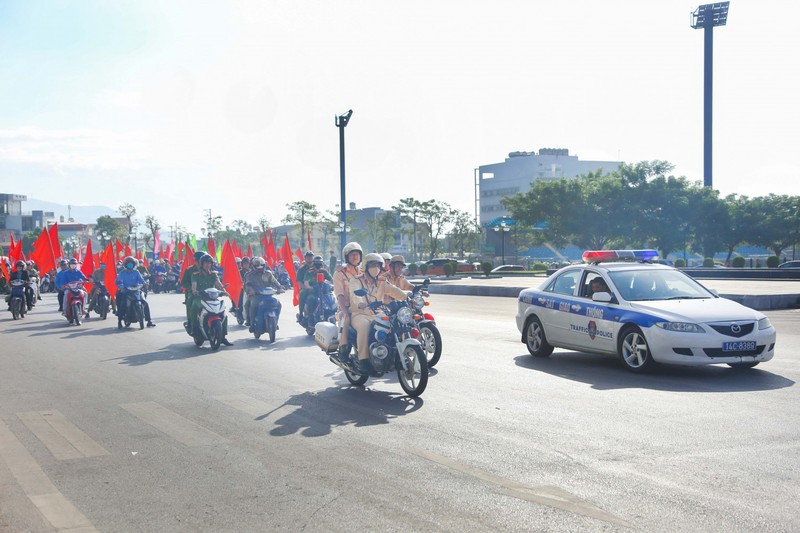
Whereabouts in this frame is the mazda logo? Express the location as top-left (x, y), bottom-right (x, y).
top-left (731, 323), bottom-right (741, 333)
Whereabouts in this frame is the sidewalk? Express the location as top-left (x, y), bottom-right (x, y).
top-left (418, 275), bottom-right (800, 311)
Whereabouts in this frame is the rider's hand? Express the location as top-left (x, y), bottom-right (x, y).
top-left (357, 302), bottom-right (366, 310)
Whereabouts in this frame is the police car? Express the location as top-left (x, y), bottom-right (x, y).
top-left (515, 250), bottom-right (776, 372)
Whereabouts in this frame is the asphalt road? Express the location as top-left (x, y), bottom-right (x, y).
top-left (1, 292), bottom-right (798, 532)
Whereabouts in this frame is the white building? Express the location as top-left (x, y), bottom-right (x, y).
top-left (476, 148), bottom-right (621, 226)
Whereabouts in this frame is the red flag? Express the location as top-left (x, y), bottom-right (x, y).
top-left (30, 227), bottom-right (56, 275)
top-left (246, 243), bottom-right (253, 258)
top-left (220, 240), bottom-right (243, 307)
top-left (179, 244), bottom-right (195, 293)
top-left (177, 241), bottom-right (185, 261)
top-left (125, 244), bottom-right (132, 258)
top-left (80, 239), bottom-right (96, 294)
top-left (1, 259), bottom-right (9, 282)
top-left (165, 241), bottom-right (175, 265)
top-left (48, 223), bottom-right (64, 261)
top-left (295, 248), bottom-right (303, 262)
top-left (206, 238), bottom-right (216, 260)
top-left (282, 236), bottom-right (300, 306)
top-left (9, 233), bottom-right (23, 264)
top-left (102, 243), bottom-right (118, 302)
top-left (307, 230), bottom-right (312, 251)
top-left (141, 254), bottom-right (148, 268)
top-left (267, 231), bottom-right (278, 266)
top-left (115, 239), bottom-right (124, 261)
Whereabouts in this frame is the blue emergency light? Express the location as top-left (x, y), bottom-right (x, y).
top-left (582, 250), bottom-right (659, 264)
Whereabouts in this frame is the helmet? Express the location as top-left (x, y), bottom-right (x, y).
top-left (15, 260), bottom-right (25, 270)
top-left (304, 251), bottom-right (314, 259)
top-left (313, 255), bottom-right (324, 267)
top-left (390, 255), bottom-right (406, 266)
top-left (69, 258), bottom-right (78, 265)
top-left (380, 252), bottom-right (392, 262)
top-left (252, 257), bottom-right (266, 268)
top-left (235, 257), bottom-right (242, 264)
top-left (194, 251), bottom-right (206, 262)
top-left (59, 259), bottom-right (68, 266)
top-left (198, 253), bottom-right (214, 265)
top-left (342, 242), bottom-right (362, 261)
top-left (363, 253), bottom-right (384, 268)
top-left (123, 256), bottom-right (137, 267)
top-left (241, 256), bottom-right (251, 264)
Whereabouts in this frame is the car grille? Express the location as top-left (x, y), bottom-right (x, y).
top-left (708, 323), bottom-right (754, 338)
top-left (703, 345), bottom-right (765, 358)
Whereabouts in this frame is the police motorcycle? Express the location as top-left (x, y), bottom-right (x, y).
top-left (409, 279), bottom-right (442, 368)
top-left (117, 284), bottom-right (146, 329)
top-left (251, 287), bottom-right (280, 342)
top-left (302, 273), bottom-right (337, 337)
top-left (64, 281), bottom-right (86, 325)
top-left (8, 279), bottom-right (27, 319)
top-left (314, 287), bottom-right (429, 398)
top-left (189, 287), bottom-right (228, 351)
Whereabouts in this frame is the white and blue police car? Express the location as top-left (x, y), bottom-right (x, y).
top-left (515, 250), bottom-right (776, 372)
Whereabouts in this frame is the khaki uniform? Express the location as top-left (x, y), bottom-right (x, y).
top-left (383, 272), bottom-right (414, 303)
top-left (347, 275), bottom-right (407, 361)
top-left (333, 265), bottom-right (360, 344)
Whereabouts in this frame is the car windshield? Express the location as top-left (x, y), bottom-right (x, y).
top-left (608, 269), bottom-right (714, 301)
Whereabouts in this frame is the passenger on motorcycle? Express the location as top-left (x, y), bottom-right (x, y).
top-left (4, 260), bottom-right (32, 310)
top-left (295, 251), bottom-right (315, 325)
top-left (55, 259), bottom-right (69, 311)
top-left (380, 252), bottom-right (392, 276)
top-left (55, 258), bottom-right (88, 315)
top-left (181, 251), bottom-right (206, 334)
top-left (237, 256), bottom-right (252, 325)
top-left (115, 256), bottom-right (155, 328)
top-left (383, 255), bottom-right (414, 303)
top-left (244, 257), bottom-right (284, 332)
top-left (302, 255), bottom-right (333, 321)
top-left (26, 261), bottom-right (42, 301)
top-left (347, 252), bottom-right (409, 374)
top-left (87, 263), bottom-right (117, 315)
top-left (333, 242), bottom-right (363, 346)
top-left (190, 254), bottom-right (233, 345)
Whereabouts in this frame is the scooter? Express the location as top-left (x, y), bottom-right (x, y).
top-left (251, 287), bottom-right (281, 342)
top-left (409, 279), bottom-right (441, 367)
top-left (117, 284), bottom-right (146, 329)
top-left (8, 279), bottom-right (27, 320)
top-left (314, 287), bottom-right (428, 397)
top-left (64, 281), bottom-right (86, 326)
top-left (189, 287), bottom-right (229, 351)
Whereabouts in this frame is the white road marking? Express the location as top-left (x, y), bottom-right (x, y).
top-left (0, 419), bottom-right (98, 532)
top-left (120, 401), bottom-right (228, 446)
top-left (213, 393), bottom-right (274, 417)
top-left (17, 410), bottom-right (109, 461)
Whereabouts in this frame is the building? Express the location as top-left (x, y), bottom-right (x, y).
top-left (1, 193), bottom-right (55, 250)
top-left (476, 148), bottom-right (621, 226)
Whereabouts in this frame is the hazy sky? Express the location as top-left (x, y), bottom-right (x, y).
top-left (1, 0), bottom-right (798, 235)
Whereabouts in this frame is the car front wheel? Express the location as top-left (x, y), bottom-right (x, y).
top-left (618, 326), bottom-right (656, 372)
top-left (525, 316), bottom-right (553, 357)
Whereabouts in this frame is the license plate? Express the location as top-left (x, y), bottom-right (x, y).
top-left (722, 341), bottom-right (756, 352)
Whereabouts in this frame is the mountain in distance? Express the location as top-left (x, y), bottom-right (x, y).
top-left (23, 198), bottom-right (119, 225)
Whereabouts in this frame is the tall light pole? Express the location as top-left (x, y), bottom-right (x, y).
top-left (691, 1), bottom-right (730, 188)
top-left (493, 217), bottom-right (510, 266)
top-left (336, 109), bottom-right (353, 254)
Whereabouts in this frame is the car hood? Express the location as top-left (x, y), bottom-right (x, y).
top-left (629, 297), bottom-right (764, 323)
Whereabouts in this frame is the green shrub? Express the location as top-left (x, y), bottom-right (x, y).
top-left (419, 263), bottom-right (428, 275)
top-left (767, 256), bottom-right (780, 268)
top-left (731, 256), bottom-right (745, 268)
top-left (481, 262), bottom-right (493, 276)
top-left (532, 262), bottom-right (548, 271)
top-left (674, 258), bottom-right (686, 268)
top-left (408, 263), bottom-right (418, 276)
top-left (702, 257), bottom-right (714, 267)
top-left (443, 262), bottom-right (454, 277)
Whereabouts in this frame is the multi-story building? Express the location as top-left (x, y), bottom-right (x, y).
top-left (476, 148), bottom-right (621, 226)
top-left (1, 193), bottom-right (56, 251)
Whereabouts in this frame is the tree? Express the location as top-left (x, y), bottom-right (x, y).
top-left (282, 201), bottom-right (320, 246)
top-left (144, 215), bottom-right (161, 254)
top-left (118, 203), bottom-right (137, 234)
top-left (256, 217), bottom-right (271, 235)
top-left (393, 198), bottom-right (424, 261)
top-left (747, 194), bottom-right (800, 256)
top-left (418, 200), bottom-right (455, 260)
top-left (318, 210), bottom-right (341, 255)
top-left (448, 210), bottom-right (482, 259)
top-left (95, 215), bottom-right (125, 246)
top-left (365, 212), bottom-right (396, 253)
top-left (687, 187), bottom-right (730, 259)
top-left (202, 210), bottom-right (223, 239)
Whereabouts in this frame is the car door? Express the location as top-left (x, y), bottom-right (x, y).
top-left (539, 269), bottom-right (583, 345)
top-left (571, 271), bottom-right (618, 354)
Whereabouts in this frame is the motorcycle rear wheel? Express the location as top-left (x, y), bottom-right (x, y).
top-left (345, 370), bottom-right (368, 386)
top-left (419, 323), bottom-right (442, 368)
top-left (11, 299), bottom-right (20, 320)
top-left (397, 344), bottom-right (428, 398)
top-left (209, 321), bottom-right (223, 351)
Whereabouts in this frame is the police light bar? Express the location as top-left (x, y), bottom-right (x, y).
top-left (582, 250), bottom-right (659, 263)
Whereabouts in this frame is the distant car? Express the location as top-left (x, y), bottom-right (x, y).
top-left (778, 260), bottom-right (800, 269)
top-left (422, 258), bottom-right (472, 275)
top-left (491, 265), bottom-right (525, 273)
top-left (515, 249), bottom-right (776, 372)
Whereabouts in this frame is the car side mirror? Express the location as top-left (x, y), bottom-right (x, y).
top-left (591, 291), bottom-right (612, 303)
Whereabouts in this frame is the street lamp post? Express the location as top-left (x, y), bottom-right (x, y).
top-left (336, 109), bottom-right (353, 253)
top-left (691, 1), bottom-right (730, 188)
top-left (493, 218), bottom-right (511, 265)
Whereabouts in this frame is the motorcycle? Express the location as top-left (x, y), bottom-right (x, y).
top-left (8, 279), bottom-right (27, 320)
top-left (26, 276), bottom-right (39, 310)
top-left (152, 272), bottom-right (166, 294)
top-left (251, 287), bottom-right (280, 342)
top-left (189, 287), bottom-right (228, 351)
top-left (303, 275), bottom-right (337, 337)
top-left (64, 281), bottom-right (86, 326)
top-left (165, 271), bottom-right (178, 292)
top-left (276, 270), bottom-right (293, 290)
top-left (91, 282), bottom-right (112, 320)
top-left (409, 279), bottom-right (441, 368)
top-left (314, 287), bottom-right (428, 397)
top-left (117, 284), bottom-right (146, 329)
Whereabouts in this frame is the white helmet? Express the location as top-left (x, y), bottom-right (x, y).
top-left (363, 253), bottom-right (384, 268)
top-left (342, 242), bottom-right (362, 261)
top-left (252, 257), bottom-right (266, 268)
top-left (380, 252), bottom-right (392, 262)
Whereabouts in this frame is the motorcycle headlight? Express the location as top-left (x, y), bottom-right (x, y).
top-left (758, 317), bottom-right (772, 330)
top-left (655, 322), bottom-right (705, 333)
top-left (396, 307), bottom-right (414, 325)
top-left (412, 295), bottom-right (425, 310)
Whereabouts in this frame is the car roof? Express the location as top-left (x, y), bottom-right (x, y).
top-left (560, 261), bottom-right (673, 273)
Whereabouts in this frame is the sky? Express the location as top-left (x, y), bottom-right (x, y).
top-left (1, 0), bottom-right (799, 236)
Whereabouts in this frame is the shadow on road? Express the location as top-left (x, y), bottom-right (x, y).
top-left (513, 351), bottom-right (794, 392)
top-left (258, 386), bottom-right (423, 437)
top-left (102, 342), bottom-right (218, 365)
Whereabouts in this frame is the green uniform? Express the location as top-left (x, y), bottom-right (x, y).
top-left (190, 270), bottom-right (228, 335)
top-left (300, 266), bottom-right (333, 318)
top-left (181, 265), bottom-right (199, 325)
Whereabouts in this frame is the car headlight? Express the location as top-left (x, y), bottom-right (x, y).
top-left (396, 307), bottom-right (414, 325)
top-left (655, 322), bottom-right (705, 333)
top-left (758, 317), bottom-right (772, 330)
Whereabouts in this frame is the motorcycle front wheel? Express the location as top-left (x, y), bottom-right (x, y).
top-left (11, 299), bottom-right (21, 320)
top-left (72, 302), bottom-right (82, 325)
top-left (397, 344), bottom-right (428, 397)
top-left (418, 323), bottom-right (442, 368)
top-left (267, 316), bottom-right (276, 343)
top-left (136, 303), bottom-right (144, 330)
top-left (345, 370), bottom-right (368, 386)
top-left (99, 300), bottom-right (108, 320)
top-left (209, 320), bottom-right (223, 351)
